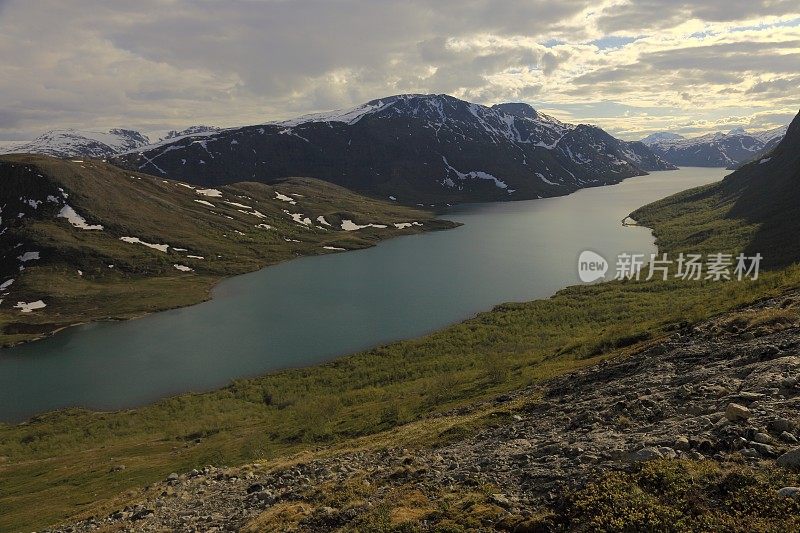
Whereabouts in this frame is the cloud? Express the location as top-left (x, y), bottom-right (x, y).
top-left (596, 0), bottom-right (800, 32)
top-left (0, 0), bottom-right (798, 140)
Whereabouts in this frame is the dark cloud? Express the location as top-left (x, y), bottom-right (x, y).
top-left (0, 0), bottom-right (798, 139)
top-left (597, 0), bottom-right (800, 32)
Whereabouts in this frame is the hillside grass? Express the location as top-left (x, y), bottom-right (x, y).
top-left (294, 460), bottom-right (800, 532)
top-left (1, 175), bottom-right (799, 531)
top-left (0, 155), bottom-right (452, 346)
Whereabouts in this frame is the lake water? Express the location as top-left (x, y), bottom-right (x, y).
top-left (0, 168), bottom-right (728, 422)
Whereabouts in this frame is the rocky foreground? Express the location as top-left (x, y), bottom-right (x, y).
top-left (49, 291), bottom-right (800, 532)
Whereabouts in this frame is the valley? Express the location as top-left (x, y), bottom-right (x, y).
top-left (3, 2), bottom-right (800, 531)
top-left (0, 167), bottom-right (724, 421)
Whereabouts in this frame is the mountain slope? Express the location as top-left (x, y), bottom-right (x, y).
top-left (642, 126), bottom-right (787, 168)
top-left (1, 129), bottom-right (151, 159)
top-left (633, 110), bottom-right (800, 268)
top-left (0, 155), bottom-right (452, 346)
top-left (114, 94), bottom-right (674, 204)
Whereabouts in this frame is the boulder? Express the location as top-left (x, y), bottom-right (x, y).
top-left (725, 403), bottom-right (752, 422)
top-left (777, 448), bottom-right (800, 469)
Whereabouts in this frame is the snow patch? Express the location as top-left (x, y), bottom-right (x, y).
top-left (17, 251), bottom-right (40, 262)
top-left (225, 201), bottom-right (253, 209)
top-left (58, 205), bottom-right (104, 230)
top-left (196, 188), bottom-right (223, 197)
top-left (15, 300), bottom-right (46, 313)
top-left (275, 192), bottom-right (297, 205)
top-left (442, 156), bottom-right (508, 189)
top-left (194, 199), bottom-right (216, 207)
top-left (285, 211), bottom-right (312, 226)
top-left (341, 219), bottom-right (388, 231)
top-left (173, 264), bottom-right (193, 272)
top-left (119, 236), bottom-right (169, 253)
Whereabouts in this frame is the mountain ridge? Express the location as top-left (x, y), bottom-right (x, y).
top-left (113, 94), bottom-right (675, 204)
top-left (0, 128), bottom-right (151, 159)
top-left (641, 125), bottom-right (788, 168)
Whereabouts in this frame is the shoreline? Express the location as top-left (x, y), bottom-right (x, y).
top-left (0, 221), bottom-right (458, 350)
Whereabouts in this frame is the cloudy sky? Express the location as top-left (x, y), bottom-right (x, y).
top-left (1, 0), bottom-right (798, 141)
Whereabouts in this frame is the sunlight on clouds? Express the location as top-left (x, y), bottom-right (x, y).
top-left (0, 0), bottom-right (797, 140)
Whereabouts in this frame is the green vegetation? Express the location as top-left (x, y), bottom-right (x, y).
top-left (550, 460), bottom-right (800, 532)
top-left (238, 460), bottom-right (800, 532)
top-left (1, 163), bottom-right (799, 530)
top-left (0, 155), bottom-right (452, 345)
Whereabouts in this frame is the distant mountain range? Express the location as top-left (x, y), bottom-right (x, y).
top-left (0, 126), bottom-right (224, 160)
top-left (107, 94), bottom-right (674, 204)
top-left (641, 126), bottom-right (788, 168)
top-left (0, 129), bottom-right (151, 159)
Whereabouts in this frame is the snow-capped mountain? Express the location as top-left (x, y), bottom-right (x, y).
top-left (114, 94), bottom-right (674, 204)
top-left (641, 126), bottom-right (788, 168)
top-left (641, 132), bottom-right (684, 144)
top-left (163, 125), bottom-right (220, 141)
top-left (1, 129), bottom-right (151, 159)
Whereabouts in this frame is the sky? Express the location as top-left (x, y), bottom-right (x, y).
top-left (0, 0), bottom-right (798, 141)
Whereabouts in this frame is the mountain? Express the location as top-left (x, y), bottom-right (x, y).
top-left (114, 94), bottom-right (675, 204)
top-left (641, 132), bottom-right (684, 144)
top-left (633, 110), bottom-right (800, 268)
top-left (641, 126), bottom-right (787, 168)
top-left (163, 125), bottom-right (221, 141)
top-left (0, 155), bottom-right (452, 346)
top-left (721, 113), bottom-right (800, 265)
top-left (1, 128), bottom-right (151, 159)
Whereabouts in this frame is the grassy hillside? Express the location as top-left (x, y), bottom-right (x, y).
top-left (0, 155), bottom-right (453, 346)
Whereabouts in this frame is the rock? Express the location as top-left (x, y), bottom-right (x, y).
top-left (130, 508), bottom-right (154, 521)
top-left (777, 448), bottom-right (800, 469)
top-left (246, 483), bottom-right (265, 494)
top-left (781, 432), bottom-right (798, 443)
top-left (109, 464), bottom-right (126, 473)
top-left (740, 448), bottom-right (760, 459)
top-left (490, 494), bottom-right (512, 509)
top-left (725, 403), bottom-right (752, 422)
top-left (166, 472), bottom-right (180, 482)
top-left (673, 436), bottom-right (690, 451)
top-left (751, 442), bottom-right (776, 457)
top-left (770, 418), bottom-right (796, 433)
top-left (778, 487), bottom-right (800, 498)
top-left (753, 432), bottom-right (772, 444)
top-left (632, 447), bottom-right (663, 462)
top-left (737, 391), bottom-right (764, 401)
top-left (658, 447), bottom-right (677, 459)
